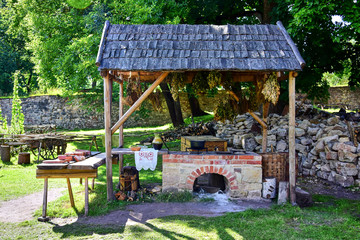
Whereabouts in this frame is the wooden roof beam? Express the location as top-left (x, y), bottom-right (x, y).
top-left (110, 72), bottom-right (170, 135)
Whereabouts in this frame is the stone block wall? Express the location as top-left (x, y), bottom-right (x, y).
top-left (215, 108), bottom-right (360, 188)
top-left (162, 153), bottom-right (263, 199)
top-left (0, 93), bottom-right (224, 130)
top-left (325, 87), bottom-right (360, 109)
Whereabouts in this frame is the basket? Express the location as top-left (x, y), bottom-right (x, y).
top-left (260, 152), bottom-right (298, 182)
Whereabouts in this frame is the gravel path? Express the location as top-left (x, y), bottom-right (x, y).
top-left (0, 188), bottom-right (66, 223)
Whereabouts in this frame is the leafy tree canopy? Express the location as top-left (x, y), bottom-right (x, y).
top-left (0, 0), bottom-right (358, 104)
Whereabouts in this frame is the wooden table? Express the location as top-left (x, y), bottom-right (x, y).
top-left (112, 148), bottom-right (169, 175)
top-left (180, 135), bottom-right (228, 152)
top-left (36, 152), bottom-right (105, 221)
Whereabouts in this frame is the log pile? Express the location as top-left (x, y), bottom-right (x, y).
top-left (140, 121), bottom-right (217, 145)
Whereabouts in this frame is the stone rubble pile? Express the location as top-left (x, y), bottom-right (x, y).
top-left (215, 109), bottom-right (360, 188)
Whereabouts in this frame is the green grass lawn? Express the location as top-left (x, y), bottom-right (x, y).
top-left (0, 124), bottom-right (180, 215)
top-left (1, 196), bottom-right (360, 239)
top-left (1, 119), bottom-right (360, 239)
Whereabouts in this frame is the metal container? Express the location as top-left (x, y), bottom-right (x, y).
top-left (190, 140), bottom-right (205, 150)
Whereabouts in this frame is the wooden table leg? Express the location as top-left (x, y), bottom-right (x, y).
top-left (119, 154), bottom-right (124, 180)
top-left (85, 177), bottom-right (89, 216)
top-left (66, 178), bottom-right (75, 208)
top-left (38, 178), bottom-right (49, 222)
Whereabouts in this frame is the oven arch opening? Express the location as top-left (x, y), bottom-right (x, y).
top-left (193, 173), bottom-right (229, 194)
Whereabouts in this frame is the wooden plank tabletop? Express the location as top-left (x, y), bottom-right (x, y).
top-left (68, 152), bottom-right (106, 170)
top-left (37, 151), bottom-right (104, 170)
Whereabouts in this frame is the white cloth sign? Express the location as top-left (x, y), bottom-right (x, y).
top-left (134, 149), bottom-right (158, 171)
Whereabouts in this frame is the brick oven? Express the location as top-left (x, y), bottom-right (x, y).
top-left (162, 153), bottom-right (263, 199)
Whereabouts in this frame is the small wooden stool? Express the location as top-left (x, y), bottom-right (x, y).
top-left (1, 145), bottom-right (10, 162)
top-left (18, 152), bottom-right (30, 164)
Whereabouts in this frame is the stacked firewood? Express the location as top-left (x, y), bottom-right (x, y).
top-left (139, 121), bottom-right (216, 145)
top-left (162, 121), bottom-right (216, 142)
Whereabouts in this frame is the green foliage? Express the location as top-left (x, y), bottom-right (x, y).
top-left (0, 105), bottom-right (8, 133)
top-left (272, 0), bottom-right (360, 101)
top-left (214, 96), bottom-right (236, 121)
top-left (66, 0), bottom-right (93, 9)
top-left (9, 71), bottom-right (25, 134)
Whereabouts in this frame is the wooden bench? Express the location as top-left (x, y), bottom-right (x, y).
top-left (36, 152), bottom-right (106, 221)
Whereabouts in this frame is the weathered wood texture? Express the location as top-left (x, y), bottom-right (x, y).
top-left (0, 145), bottom-right (10, 162)
top-left (289, 71), bottom-right (296, 204)
top-left (36, 169), bottom-right (97, 178)
top-left (262, 102), bottom-right (270, 153)
top-left (104, 71), bottom-right (114, 201)
top-left (67, 178), bottom-right (75, 207)
top-left (111, 72), bottom-right (169, 134)
top-left (68, 153), bottom-right (106, 170)
top-left (248, 111), bottom-right (267, 129)
top-left (18, 152), bottom-right (30, 164)
top-left (180, 135), bottom-right (227, 152)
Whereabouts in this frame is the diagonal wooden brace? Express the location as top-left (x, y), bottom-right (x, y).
top-left (248, 111), bottom-right (267, 129)
top-left (111, 72), bottom-right (169, 135)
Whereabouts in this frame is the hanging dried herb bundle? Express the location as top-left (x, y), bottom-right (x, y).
top-left (169, 72), bottom-right (186, 99)
top-left (148, 89), bottom-right (162, 112)
top-left (262, 72), bottom-right (280, 105)
top-left (123, 79), bottom-right (142, 106)
top-left (192, 72), bottom-right (210, 93)
top-left (248, 77), bottom-right (265, 111)
top-left (248, 72), bottom-right (280, 110)
top-left (214, 96), bottom-right (236, 121)
top-left (207, 71), bottom-right (222, 89)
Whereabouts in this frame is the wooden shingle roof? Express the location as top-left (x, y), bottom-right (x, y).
top-left (96, 21), bottom-right (305, 72)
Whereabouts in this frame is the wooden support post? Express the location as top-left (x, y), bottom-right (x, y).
top-left (262, 102), bottom-right (270, 153)
top-left (103, 70), bottom-right (115, 202)
top-left (119, 80), bottom-right (124, 148)
top-left (111, 72), bottom-right (169, 134)
top-left (66, 178), bottom-right (75, 208)
top-left (119, 80), bottom-right (124, 176)
top-left (38, 178), bottom-right (49, 222)
top-left (289, 71), bottom-right (297, 205)
top-left (84, 177), bottom-right (89, 216)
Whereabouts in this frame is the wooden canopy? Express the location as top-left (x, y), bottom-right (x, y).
top-left (96, 20), bottom-right (305, 204)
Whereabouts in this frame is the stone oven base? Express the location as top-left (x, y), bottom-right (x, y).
top-left (162, 153), bottom-right (263, 199)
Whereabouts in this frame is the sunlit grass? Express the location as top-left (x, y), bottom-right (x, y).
top-left (3, 199), bottom-right (360, 239)
top-left (313, 105), bottom-right (357, 113)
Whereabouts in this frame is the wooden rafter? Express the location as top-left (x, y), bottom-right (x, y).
top-left (111, 72), bottom-right (170, 135)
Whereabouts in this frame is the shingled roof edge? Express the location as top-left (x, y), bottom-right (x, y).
top-left (96, 21), bottom-right (305, 72)
top-left (96, 20), bottom-right (110, 67)
top-left (276, 21), bottom-right (306, 69)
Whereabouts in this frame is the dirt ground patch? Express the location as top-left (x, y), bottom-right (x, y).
top-left (51, 199), bottom-right (272, 226)
top-left (0, 188), bottom-right (66, 223)
top-left (297, 176), bottom-right (360, 200)
top-left (1, 176), bottom-right (359, 225)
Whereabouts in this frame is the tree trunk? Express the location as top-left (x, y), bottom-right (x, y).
top-left (187, 94), bottom-right (208, 117)
top-left (160, 82), bottom-right (184, 127)
top-left (174, 96), bottom-right (184, 127)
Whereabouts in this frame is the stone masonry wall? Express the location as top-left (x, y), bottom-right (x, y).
top-left (0, 93), bottom-right (224, 130)
top-left (318, 86), bottom-right (360, 109)
top-left (215, 108), bottom-right (360, 188)
top-left (162, 153), bottom-right (262, 199)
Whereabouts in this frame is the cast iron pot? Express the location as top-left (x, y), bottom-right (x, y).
top-left (190, 140), bottom-right (205, 150)
top-left (152, 143), bottom-right (163, 150)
